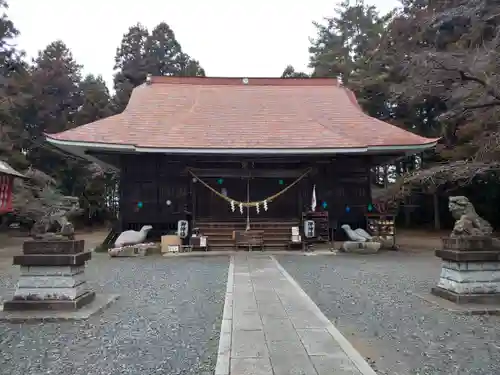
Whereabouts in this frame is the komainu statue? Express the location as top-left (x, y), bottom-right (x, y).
top-left (114, 225), bottom-right (153, 248)
top-left (31, 196), bottom-right (82, 240)
top-left (341, 224), bottom-right (373, 242)
top-left (448, 196), bottom-right (493, 238)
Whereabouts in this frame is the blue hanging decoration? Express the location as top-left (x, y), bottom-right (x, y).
top-left (217, 178), bottom-right (224, 185)
top-left (345, 205), bottom-right (350, 213)
top-left (137, 201), bottom-right (143, 209)
top-left (322, 201), bottom-right (328, 209)
top-left (368, 203), bottom-right (374, 212)
top-left (278, 179), bottom-right (284, 185)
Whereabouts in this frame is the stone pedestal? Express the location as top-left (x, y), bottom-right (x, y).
top-left (3, 239), bottom-right (95, 311)
top-left (340, 241), bottom-right (381, 254)
top-left (432, 236), bottom-right (500, 304)
top-left (108, 242), bottom-right (160, 257)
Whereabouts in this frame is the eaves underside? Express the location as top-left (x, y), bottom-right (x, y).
top-left (45, 136), bottom-right (438, 155)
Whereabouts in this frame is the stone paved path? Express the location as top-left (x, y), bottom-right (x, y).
top-left (216, 254), bottom-right (377, 375)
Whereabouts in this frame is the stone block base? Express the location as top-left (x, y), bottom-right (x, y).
top-left (23, 239), bottom-right (85, 254)
top-left (13, 251), bottom-right (92, 266)
top-left (4, 239), bottom-right (96, 312)
top-left (108, 243), bottom-right (160, 257)
top-left (1, 293), bottom-right (119, 321)
top-left (434, 246), bottom-right (500, 304)
top-left (415, 292), bottom-right (500, 315)
top-left (3, 291), bottom-right (96, 311)
top-left (431, 287), bottom-right (500, 305)
top-left (437, 262), bottom-right (500, 293)
top-left (340, 241), bottom-right (381, 254)
top-left (11, 265), bottom-right (92, 302)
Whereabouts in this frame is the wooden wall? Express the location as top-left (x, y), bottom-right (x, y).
top-left (119, 154), bottom-right (189, 233)
top-left (118, 154), bottom-right (372, 235)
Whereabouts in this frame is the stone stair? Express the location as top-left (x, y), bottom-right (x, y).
top-left (195, 219), bottom-right (300, 251)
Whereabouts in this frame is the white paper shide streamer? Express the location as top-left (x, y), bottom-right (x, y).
top-left (311, 184), bottom-right (317, 211)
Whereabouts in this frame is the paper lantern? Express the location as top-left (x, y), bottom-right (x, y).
top-left (0, 174), bottom-right (14, 214)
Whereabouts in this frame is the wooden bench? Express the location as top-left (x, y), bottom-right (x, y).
top-left (234, 230), bottom-right (264, 251)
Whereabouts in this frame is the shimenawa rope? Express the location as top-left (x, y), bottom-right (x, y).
top-left (187, 168), bottom-right (312, 207)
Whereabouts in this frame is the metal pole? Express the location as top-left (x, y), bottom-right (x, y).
top-left (246, 175), bottom-right (250, 231)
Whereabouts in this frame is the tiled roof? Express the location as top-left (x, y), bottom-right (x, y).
top-left (47, 77), bottom-right (437, 151)
top-left (0, 161), bottom-right (26, 178)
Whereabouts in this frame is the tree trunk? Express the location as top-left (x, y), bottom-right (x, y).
top-left (432, 191), bottom-right (441, 230)
top-left (403, 196), bottom-right (411, 227)
top-left (0, 215), bottom-right (8, 231)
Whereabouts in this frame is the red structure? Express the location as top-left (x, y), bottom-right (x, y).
top-left (0, 161), bottom-right (25, 215)
top-left (0, 174), bottom-right (13, 214)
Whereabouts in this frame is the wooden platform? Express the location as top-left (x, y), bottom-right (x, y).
top-left (195, 219), bottom-right (300, 251)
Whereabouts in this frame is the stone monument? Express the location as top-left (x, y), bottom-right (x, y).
top-left (431, 196), bottom-right (500, 304)
top-left (3, 200), bottom-right (95, 312)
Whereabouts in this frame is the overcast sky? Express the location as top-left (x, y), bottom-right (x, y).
top-left (9, 0), bottom-right (400, 90)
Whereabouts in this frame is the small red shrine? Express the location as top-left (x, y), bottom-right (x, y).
top-left (0, 161), bottom-right (25, 214)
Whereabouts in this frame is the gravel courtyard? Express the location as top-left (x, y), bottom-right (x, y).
top-left (278, 252), bottom-right (500, 375)
top-left (0, 254), bottom-right (229, 375)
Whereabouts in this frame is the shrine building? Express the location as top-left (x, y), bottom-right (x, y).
top-left (45, 76), bottom-right (437, 249)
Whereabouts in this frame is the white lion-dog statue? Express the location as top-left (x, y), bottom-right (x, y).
top-left (341, 224), bottom-right (373, 242)
top-left (340, 224), bottom-right (380, 253)
top-left (114, 225), bottom-right (153, 248)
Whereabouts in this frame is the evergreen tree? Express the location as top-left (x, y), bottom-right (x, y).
top-left (281, 65), bottom-right (309, 78)
top-left (145, 22), bottom-right (184, 76)
top-left (18, 41), bottom-right (83, 193)
top-left (75, 74), bottom-right (112, 126)
top-left (309, 0), bottom-right (389, 84)
top-left (113, 21), bottom-right (205, 112)
top-left (0, 0), bottom-right (30, 168)
top-left (25, 40), bottom-right (83, 138)
top-left (112, 23), bottom-right (150, 112)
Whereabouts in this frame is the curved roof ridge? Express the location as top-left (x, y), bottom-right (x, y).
top-left (149, 76), bottom-right (339, 87)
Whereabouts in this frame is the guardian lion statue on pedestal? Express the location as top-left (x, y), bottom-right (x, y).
top-left (448, 196), bottom-right (493, 238)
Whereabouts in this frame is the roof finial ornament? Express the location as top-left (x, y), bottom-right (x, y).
top-left (146, 74), bottom-right (152, 85)
top-left (337, 74), bottom-right (343, 87)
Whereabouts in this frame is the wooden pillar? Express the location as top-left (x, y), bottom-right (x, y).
top-left (118, 156), bottom-right (126, 232)
top-left (432, 189), bottom-right (441, 231)
top-left (298, 178), bottom-right (304, 217)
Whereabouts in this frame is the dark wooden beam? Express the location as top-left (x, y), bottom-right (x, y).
top-left (187, 168), bottom-right (309, 178)
top-left (87, 149), bottom-right (409, 169)
top-left (85, 151), bottom-right (121, 168)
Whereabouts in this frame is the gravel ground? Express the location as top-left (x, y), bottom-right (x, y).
top-left (278, 252), bottom-right (500, 375)
top-left (0, 254), bottom-right (229, 375)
